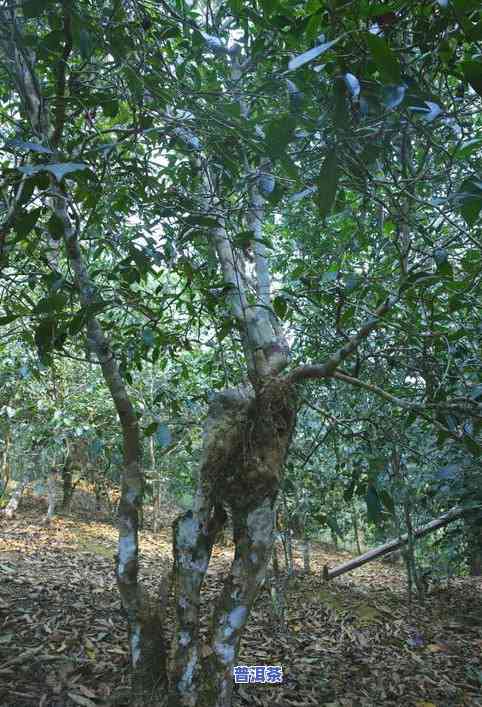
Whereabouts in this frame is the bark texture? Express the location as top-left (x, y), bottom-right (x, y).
top-left (170, 379), bottom-right (297, 707)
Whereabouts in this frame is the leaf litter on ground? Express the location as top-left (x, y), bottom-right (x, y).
top-left (0, 491), bottom-right (481, 706)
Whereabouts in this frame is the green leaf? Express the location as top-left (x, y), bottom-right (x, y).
top-left (0, 315), bottom-right (20, 326)
top-left (6, 139), bottom-right (53, 154)
top-left (265, 115), bottom-right (297, 159)
top-left (69, 311), bottom-right (86, 335)
top-left (306, 0), bottom-right (322, 13)
top-left (48, 213), bottom-right (65, 240)
top-left (456, 178), bottom-right (482, 226)
top-left (179, 493), bottom-right (193, 509)
top-left (463, 435), bottom-right (481, 457)
top-left (366, 33), bottom-right (402, 83)
top-left (35, 294), bottom-right (67, 314)
top-left (17, 163), bottom-right (88, 182)
top-left (273, 296), bottom-right (288, 319)
top-left (229, 0), bottom-right (243, 13)
top-left (260, 0), bottom-right (278, 16)
top-left (288, 37), bottom-right (342, 71)
top-left (317, 148), bottom-right (339, 218)
top-left (360, 2), bottom-right (398, 17)
top-left (185, 215), bottom-right (221, 228)
top-left (379, 490), bottom-right (395, 516)
top-left (454, 138), bottom-right (482, 160)
top-left (366, 484), bottom-right (382, 523)
top-left (14, 208), bottom-right (41, 238)
top-left (79, 28), bottom-right (94, 61)
top-left (101, 98), bottom-right (119, 118)
top-left (144, 422), bottom-right (158, 436)
top-left (462, 60), bottom-right (482, 98)
top-left (142, 328), bottom-right (155, 348)
top-left (156, 423), bottom-right (172, 448)
top-left (23, 0), bottom-right (49, 17)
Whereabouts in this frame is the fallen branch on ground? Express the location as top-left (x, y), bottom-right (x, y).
top-left (323, 506), bottom-right (465, 581)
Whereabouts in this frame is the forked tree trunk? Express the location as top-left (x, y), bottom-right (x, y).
top-left (169, 380), bottom-right (297, 707)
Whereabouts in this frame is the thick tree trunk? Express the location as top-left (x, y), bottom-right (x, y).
top-left (169, 380), bottom-right (297, 707)
top-left (200, 500), bottom-right (276, 707)
top-left (323, 506), bottom-right (465, 580)
top-left (3, 469), bottom-right (32, 519)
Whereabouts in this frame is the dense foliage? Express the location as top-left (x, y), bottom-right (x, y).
top-left (1, 1), bottom-right (481, 705)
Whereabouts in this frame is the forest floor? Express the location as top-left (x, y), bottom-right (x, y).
top-left (1, 492), bottom-right (482, 707)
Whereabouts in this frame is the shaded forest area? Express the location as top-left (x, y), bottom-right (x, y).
top-left (0, 0), bottom-right (481, 706)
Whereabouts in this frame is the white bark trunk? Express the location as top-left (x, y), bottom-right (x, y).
top-left (44, 469), bottom-right (57, 524)
top-left (3, 469), bottom-right (32, 519)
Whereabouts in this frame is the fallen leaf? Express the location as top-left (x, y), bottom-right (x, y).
top-left (68, 693), bottom-right (97, 707)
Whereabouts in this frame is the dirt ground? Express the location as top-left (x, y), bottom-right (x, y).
top-left (1, 492), bottom-right (481, 707)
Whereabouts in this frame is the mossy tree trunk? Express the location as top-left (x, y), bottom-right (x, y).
top-left (169, 380), bottom-right (297, 707)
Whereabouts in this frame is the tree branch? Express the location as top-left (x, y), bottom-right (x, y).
top-left (288, 297), bottom-right (396, 384)
top-left (52, 1), bottom-right (73, 148)
top-left (332, 370), bottom-right (462, 438)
